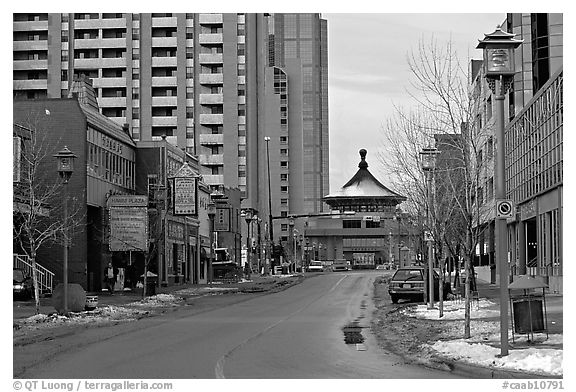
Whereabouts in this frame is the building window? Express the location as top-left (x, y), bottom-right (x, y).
top-left (281, 186), bottom-right (288, 193)
top-left (281, 224), bottom-right (288, 232)
top-left (280, 161), bottom-right (288, 168)
top-left (132, 107), bottom-right (139, 119)
top-left (343, 220), bottom-right (362, 229)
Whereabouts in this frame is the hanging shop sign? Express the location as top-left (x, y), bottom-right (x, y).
top-left (173, 177), bottom-right (198, 216)
top-left (215, 206), bottom-right (231, 232)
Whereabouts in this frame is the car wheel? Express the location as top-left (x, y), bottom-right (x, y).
top-left (391, 295), bottom-right (398, 304)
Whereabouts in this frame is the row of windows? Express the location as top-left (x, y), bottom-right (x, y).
top-left (88, 142), bottom-right (135, 189)
top-left (507, 72), bottom-right (563, 202)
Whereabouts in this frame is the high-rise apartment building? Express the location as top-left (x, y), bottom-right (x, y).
top-left (13, 13), bottom-right (329, 252)
top-left (13, 13), bottom-right (260, 196)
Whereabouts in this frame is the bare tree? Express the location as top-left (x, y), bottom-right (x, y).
top-left (379, 36), bottom-right (494, 337)
top-left (13, 116), bottom-right (84, 314)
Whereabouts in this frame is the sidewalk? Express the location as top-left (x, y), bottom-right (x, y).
top-left (13, 274), bottom-right (294, 321)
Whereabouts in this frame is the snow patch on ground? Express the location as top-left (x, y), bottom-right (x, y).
top-left (403, 298), bottom-right (500, 320)
top-left (128, 294), bottom-right (183, 307)
top-left (425, 339), bottom-right (563, 376)
top-left (15, 305), bottom-right (148, 330)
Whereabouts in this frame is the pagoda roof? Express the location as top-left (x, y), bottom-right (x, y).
top-left (324, 149), bottom-right (406, 203)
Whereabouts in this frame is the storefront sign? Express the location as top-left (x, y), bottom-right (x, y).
top-left (109, 207), bottom-right (148, 252)
top-left (215, 207), bottom-right (230, 232)
top-left (173, 177), bottom-right (197, 215)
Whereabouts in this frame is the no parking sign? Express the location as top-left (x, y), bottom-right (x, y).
top-left (496, 200), bottom-right (514, 218)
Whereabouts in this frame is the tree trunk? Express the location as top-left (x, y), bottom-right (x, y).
top-left (30, 255), bottom-right (41, 315)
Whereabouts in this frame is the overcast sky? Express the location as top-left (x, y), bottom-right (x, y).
top-left (325, 13), bottom-right (505, 192)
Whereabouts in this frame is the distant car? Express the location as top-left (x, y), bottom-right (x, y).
top-left (13, 268), bottom-right (33, 300)
top-left (307, 260), bottom-right (324, 272)
top-left (376, 264), bottom-right (387, 270)
top-left (388, 266), bottom-right (450, 304)
top-left (332, 259), bottom-right (350, 272)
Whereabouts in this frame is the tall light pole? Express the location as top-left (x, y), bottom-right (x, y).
top-left (207, 201), bottom-right (216, 285)
top-left (420, 146), bottom-right (439, 310)
top-left (54, 146), bottom-right (77, 315)
top-left (242, 209), bottom-right (253, 272)
top-left (264, 136), bottom-right (274, 270)
top-left (288, 216), bottom-right (295, 272)
top-left (477, 26), bottom-right (523, 357)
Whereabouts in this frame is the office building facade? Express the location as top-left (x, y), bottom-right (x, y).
top-left (470, 13), bottom-right (563, 293)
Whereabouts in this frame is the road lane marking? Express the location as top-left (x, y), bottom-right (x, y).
top-left (214, 274), bottom-right (349, 378)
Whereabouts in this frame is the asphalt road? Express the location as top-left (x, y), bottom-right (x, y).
top-left (25, 271), bottom-right (460, 379)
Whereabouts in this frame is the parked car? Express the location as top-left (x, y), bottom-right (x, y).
top-left (376, 264), bottom-right (387, 270)
top-left (13, 268), bottom-right (33, 300)
top-left (388, 266), bottom-right (450, 304)
top-left (306, 260), bottom-right (324, 272)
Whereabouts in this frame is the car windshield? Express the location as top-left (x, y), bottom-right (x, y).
top-left (392, 269), bottom-right (423, 281)
top-left (310, 262), bottom-right (322, 266)
top-left (13, 269), bottom-right (25, 281)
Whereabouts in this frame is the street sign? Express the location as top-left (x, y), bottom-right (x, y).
top-left (496, 200), bottom-right (514, 218)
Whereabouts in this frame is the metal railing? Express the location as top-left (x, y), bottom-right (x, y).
top-left (13, 254), bottom-right (54, 295)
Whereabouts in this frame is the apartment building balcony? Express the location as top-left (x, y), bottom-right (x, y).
top-left (13, 40), bottom-right (47, 51)
top-left (151, 96), bottom-right (177, 106)
top-left (13, 20), bottom-right (48, 31)
top-left (199, 93), bottom-right (223, 105)
top-left (152, 37), bottom-right (177, 47)
top-left (199, 133), bottom-right (224, 146)
top-left (13, 59), bottom-right (48, 71)
top-left (198, 154), bottom-right (224, 166)
top-left (97, 19), bottom-right (127, 29)
top-left (199, 53), bottom-right (223, 65)
top-left (201, 174), bottom-right (224, 186)
top-left (13, 79), bottom-right (47, 90)
top-left (151, 16), bottom-right (178, 28)
top-left (199, 14), bottom-right (223, 24)
top-left (198, 34), bottom-right (223, 45)
top-left (151, 76), bottom-right (177, 87)
top-left (76, 38), bottom-right (126, 49)
top-left (199, 113), bottom-right (223, 125)
top-left (198, 73), bottom-right (223, 85)
top-left (94, 77), bottom-right (127, 88)
top-left (151, 57), bottom-right (177, 67)
top-left (77, 58), bottom-right (126, 68)
top-left (151, 116), bottom-right (178, 127)
top-left (99, 96), bottom-right (126, 107)
top-left (73, 19), bottom-right (107, 29)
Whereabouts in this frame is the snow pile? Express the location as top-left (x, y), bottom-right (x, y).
top-left (404, 298), bottom-right (500, 320)
top-left (16, 305), bottom-right (148, 330)
top-left (128, 293), bottom-right (183, 307)
top-left (426, 339), bottom-right (563, 376)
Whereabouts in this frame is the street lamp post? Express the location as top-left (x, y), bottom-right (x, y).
top-left (264, 136), bottom-right (274, 270)
top-left (242, 209), bottom-right (253, 273)
top-left (420, 146), bottom-right (439, 310)
top-left (207, 201), bottom-right (216, 285)
top-left (288, 216), bottom-right (295, 272)
top-left (477, 26), bottom-right (523, 357)
top-left (54, 146), bottom-right (77, 315)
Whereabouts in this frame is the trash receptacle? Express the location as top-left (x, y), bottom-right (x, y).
top-left (146, 278), bottom-right (157, 296)
top-left (85, 295), bottom-right (98, 311)
top-left (508, 275), bottom-right (549, 342)
top-left (512, 297), bottom-right (545, 334)
top-left (141, 271), bottom-right (158, 297)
